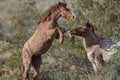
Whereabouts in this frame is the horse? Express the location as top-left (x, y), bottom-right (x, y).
top-left (69, 22), bottom-right (120, 74)
top-left (21, 2), bottom-right (75, 80)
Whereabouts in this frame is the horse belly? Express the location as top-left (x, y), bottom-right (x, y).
top-left (37, 39), bottom-right (53, 55)
top-left (29, 37), bottom-right (54, 55)
top-left (28, 27), bottom-right (57, 55)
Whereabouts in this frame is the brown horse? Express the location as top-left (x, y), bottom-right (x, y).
top-left (21, 2), bottom-right (75, 80)
top-left (69, 22), bottom-right (119, 74)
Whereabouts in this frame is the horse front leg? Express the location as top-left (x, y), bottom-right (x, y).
top-left (92, 62), bottom-right (98, 75)
top-left (56, 27), bottom-right (64, 43)
top-left (87, 53), bottom-right (98, 74)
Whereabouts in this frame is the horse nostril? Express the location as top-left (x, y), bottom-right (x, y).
top-left (70, 30), bottom-right (73, 33)
top-left (73, 16), bottom-right (74, 19)
top-left (69, 30), bottom-right (74, 35)
top-left (71, 15), bottom-right (75, 21)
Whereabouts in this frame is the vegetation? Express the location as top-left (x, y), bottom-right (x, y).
top-left (0, 0), bottom-right (120, 80)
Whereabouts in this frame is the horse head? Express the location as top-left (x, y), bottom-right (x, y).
top-left (68, 22), bottom-right (94, 44)
top-left (58, 2), bottom-right (75, 21)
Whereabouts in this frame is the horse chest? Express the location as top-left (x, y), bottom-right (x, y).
top-left (47, 29), bottom-right (57, 39)
top-left (38, 29), bottom-right (57, 53)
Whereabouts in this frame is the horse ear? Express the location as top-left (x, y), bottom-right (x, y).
top-left (59, 2), bottom-right (62, 6)
top-left (85, 22), bottom-right (93, 28)
top-left (85, 22), bottom-right (95, 32)
top-left (59, 1), bottom-right (66, 6)
top-left (63, 0), bottom-right (66, 3)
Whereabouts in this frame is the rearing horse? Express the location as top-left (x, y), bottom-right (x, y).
top-left (69, 22), bottom-right (120, 74)
top-left (21, 2), bottom-right (75, 80)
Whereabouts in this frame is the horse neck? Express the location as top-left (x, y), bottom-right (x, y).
top-left (50, 9), bottom-right (61, 23)
top-left (37, 11), bottom-right (61, 30)
top-left (83, 31), bottom-right (99, 49)
top-left (38, 8), bottom-right (61, 25)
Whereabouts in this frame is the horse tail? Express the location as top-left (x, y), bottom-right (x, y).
top-left (21, 52), bottom-right (25, 74)
top-left (115, 39), bottom-right (120, 48)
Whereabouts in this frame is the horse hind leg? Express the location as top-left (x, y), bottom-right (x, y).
top-left (21, 49), bottom-right (32, 80)
top-left (32, 55), bottom-right (42, 80)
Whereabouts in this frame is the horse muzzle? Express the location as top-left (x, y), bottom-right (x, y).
top-left (70, 15), bottom-right (76, 21)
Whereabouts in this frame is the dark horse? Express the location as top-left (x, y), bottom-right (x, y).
top-left (21, 2), bottom-right (75, 80)
top-left (69, 22), bottom-right (119, 74)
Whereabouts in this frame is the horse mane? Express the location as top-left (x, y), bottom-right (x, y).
top-left (38, 2), bottom-right (66, 24)
top-left (85, 22), bottom-right (94, 28)
top-left (85, 22), bottom-right (99, 38)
